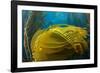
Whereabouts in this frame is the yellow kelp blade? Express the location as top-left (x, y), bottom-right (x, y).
top-left (31, 25), bottom-right (88, 61)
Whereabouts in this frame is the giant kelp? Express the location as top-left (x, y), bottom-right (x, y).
top-left (22, 11), bottom-right (90, 62)
top-left (31, 25), bottom-right (89, 61)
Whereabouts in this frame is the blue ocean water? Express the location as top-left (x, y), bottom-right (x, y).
top-left (22, 10), bottom-right (89, 29)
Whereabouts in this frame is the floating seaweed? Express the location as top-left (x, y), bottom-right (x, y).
top-left (31, 25), bottom-right (89, 61)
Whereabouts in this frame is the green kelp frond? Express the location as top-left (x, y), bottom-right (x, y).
top-left (31, 25), bottom-right (89, 61)
top-left (63, 25), bottom-right (88, 38)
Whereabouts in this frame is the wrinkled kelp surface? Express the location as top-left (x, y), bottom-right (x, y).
top-left (22, 10), bottom-right (90, 62)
